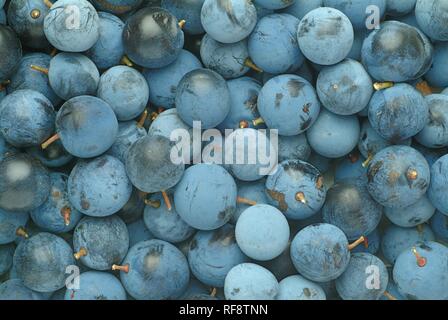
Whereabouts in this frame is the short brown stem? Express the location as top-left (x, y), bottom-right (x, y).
top-left (252, 117), bottom-right (265, 127)
top-left (112, 264), bottom-right (129, 273)
top-left (244, 58), bottom-right (263, 73)
top-left (406, 168), bottom-right (418, 181)
top-left (315, 176), bottom-right (324, 189)
top-left (120, 55), bottom-right (133, 67)
top-left (50, 48), bottom-right (58, 57)
top-left (178, 20), bottom-right (186, 29)
top-left (43, 0), bottom-right (53, 8)
top-left (348, 153), bottom-right (359, 163)
top-left (415, 81), bottom-right (433, 96)
top-left (239, 120), bottom-right (249, 129)
top-left (362, 153), bottom-right (373, 168)
top-left (383, 291), bottom-right (397, 300)
top-left (237, 196), bottom-right (257, 206)
top-left (30, 64), bottom-right (49, 75)
top-left (41, 133), bottom-right (60, 149)
top-left (373, 82), bottom-right (394, 91)
top-left (161, 191), bottom-right (172, 211)
top-left (412, 247), bottom-right (427, 267)
top-left (16, 227), bottom-right (29, 239)
top-left (210, 287), bottom-right (217, 297)
top-left (74, 247), bottom-right (88, 260)
top-left (348, 236), bottom-right (366, 251)
top-left (30, 9), bottom-right (41, 19)
top-left (137, 109), bottom-right (148, 128)
top-left (295, 192), bottom-right (307, 204)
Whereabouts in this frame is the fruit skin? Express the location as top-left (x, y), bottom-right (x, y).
top-left (361, 21), bottom-right (433, 82)
top-left (64, 271), bottom-right (127, 300)
top-left (188, 224), bottom-right (248, 287)
top-left (126, 218), bottom-right (154, 247)
top-left (0, 25), bottom-right (22, 82)
top-left (335, 252), bottom-right (388, 300)
top-left (307, 109), bottom-right (360, 159)
top-left (266, 160), bottom-right (326, 220)
top-left (106, 121), bottom-right (147, 165)
top-left (297, 7), bottom-right (354, 66)
top-left (218, 77), bottom-right (262, 130)
top-left (248, 13), bottom-right (304, 74)
top-left (236, 204), bottom-right (290, 261)
top-left (161, 0), bottom-right (205, 35)
top-left (144, 49), bottom-right (202, 109)
top-left (14, 232), bottom-right (75, 292)
top-left (393, 241), bottom-right (448, 300)
top-left (254, 0), bottom-right (294, 10)
top-left (31, 173), bottom-right (83, 233)
top-left (97, 66), bottom-right (149, 121)
top-left (224, 263), bottom-right (279, 300)
top-left (0, 9), bottom-right (5, 24)
top-left (176, 68), bottom-right (231, 129)
top-left (143, 192), bottom-right (195, 244)
top-left (49, 53), bottom-right (100, 101)
top-left (8, 53), bottom-right (61, 105)
top-left (0, 279), bottom-right (45, 300)
top-left (430, 210), bottom-right (448, 243)
top-left (7, 0), bottom-right (50, 49)
top-left (322, 178), bottom-right (382, 241)
top-left (0, 209), bottom-right (29, 245)
top-left (73, 215), bottom-right (129, 270)
top-left (316, 59), bottom-right (373, 116)
top-left (290, 223), bottom-right (350, 282)
top-left (201, 0), bottom-right (257, 44)
top-left (277, 134), bottom-right (311, 164)
top-left (120, 239), bottom-right (190, 300)
top-left (257, 75), bottom-right (320, 136)
top-left (415, 0), bottom-right (448, 41)
top-left (366, 146), bottom-right (430, 209)
top-left (358, 119), bottom-right (412, 160)
top-left (0, 243), bottom-right (14, 276)
top-left (56, 96), bottom-right (119, 158)
top-left (280, 0), bottom-right (322, 20)
top-left (323, 0), bottom-right (386, 30)
top-left (86, 12), bottom-right (125, 70)
top-left (387, 0), bottom-right (416, 17)
top-left (424, 42), bottom-right (448, 88)
top-left (415, 94), bottom-right (448, 148)
top-left (0, 89), bottom-right (55, 148)
top-left (44, 0), bottom-right (100, 52)
top-left (368, 84), bottom-right (429, 143)
top-left (334, 154), bottom-right (367, 185)
top-left (232, 179), bottom-right (269, 224)
top-left (123, 7), bottom-right (184, 68)
top-left (89, 0), bottom-right (142, 15)
top-left (125, 134), bottom-right (185, 193)
top-left (427, 155), bottom-right (448, 214)
top-left (174, 164), bottom-right (237, 230)
top-left (68, 155), bottom-right (132, 217)
top-left (277, 275), bottom-right (326, 300)
top-left (200, 34), bottom-right (250, 79)
top-left (384, 195), bottom-right (435, 228)
top-left (0, 153), bottom-right (50, 212)
top-left (381, 224), bottom-right (435, 264)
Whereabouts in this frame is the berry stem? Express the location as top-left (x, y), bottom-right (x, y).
top-left (74, 247), bottom-right (88, 260)
top-left (239, 120), bottom-right (249, 129)
top-left (137, 109), bottom-right (148, 128)
top-left (252, 117), bottom-right (265, 127)
top-left (120, 55), bottom-right (134, 67)
top-left (43, 0), bottom-right (53, 8)
top-left (383, 291), bottom-right (397, 300)
top-left (244, 58), bottom-right (263, 73)
top-left (415, 81), bottom-right (433, 96)
top-left (178, 20), bottom-right (186, 29)
top-left (210, 287), bottom-right (217, 297)
top-left (16, 227), bottom-right (29, 239)
top-left (348, 236), bottom-right (366, 251)
top-left (112, 264), bottom-right (129, 273)
top-left (295, 192), bottom-right (307, 204)
top-left (41, 133), bottom-right (60, 149)
top-left (412, 247), bottom-right (427, 267)
top-left (362, 153), bottom-right (373, 168)
top-left (161, 191), bottom-right (172, 211)
top-left (30, 64), bottom-right (49, 75)
top-left (50, 48), bottom-right (58, 57)
top-left (237, 196), bottom-right (257, 206)
top-left (373, 82), bottom-right (394, 91)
